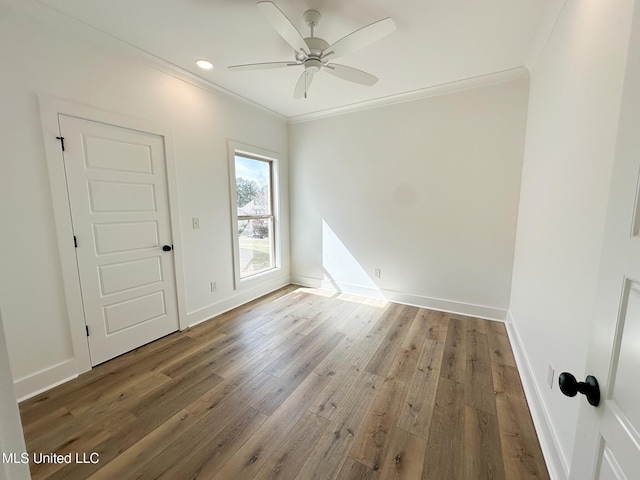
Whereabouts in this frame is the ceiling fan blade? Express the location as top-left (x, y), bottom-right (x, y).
top-left (294, 70), bottom-right (314, 99)
top-left (228, 61), bottom-right (298, 71)
top-left (324, 64), bottom-right (378, 86)
top-left (257, 1), bottom-right (309, 56)
top-left (322, 17), bottom-right (395, 60)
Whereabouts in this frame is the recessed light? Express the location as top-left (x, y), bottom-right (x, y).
top-left (195, 59), bottom-right (214, 70)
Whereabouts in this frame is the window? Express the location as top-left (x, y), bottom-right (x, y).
top-left (229, 144), bottom-right (279, 285)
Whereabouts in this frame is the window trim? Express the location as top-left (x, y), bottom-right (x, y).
top-left (227, 140), bottom-right (281, 289)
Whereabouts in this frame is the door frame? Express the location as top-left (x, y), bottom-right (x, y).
top-left (39, 95), bottom-right (187, 375)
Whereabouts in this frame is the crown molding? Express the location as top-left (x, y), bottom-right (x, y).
top-left (287, 67), bottom-right (530, 124)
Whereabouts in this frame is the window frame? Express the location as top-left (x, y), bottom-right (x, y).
top-left (227, 140), bottom-right (281, 289)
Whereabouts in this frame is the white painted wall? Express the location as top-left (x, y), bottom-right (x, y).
top-left (289, 78), bottom-right (529, 319)
top-left (509, 0), bottom-right (635, 476)
top-left (0, 310), bottom-right (30, 480)
top-left (0, 2), bottom-right (289, 398)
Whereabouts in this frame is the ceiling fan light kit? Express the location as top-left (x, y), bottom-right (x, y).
top-left (228, 1), bottom-right (396, 99)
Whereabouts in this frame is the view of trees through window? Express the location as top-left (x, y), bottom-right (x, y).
top-left (235, 154), bottom-right (275, 279)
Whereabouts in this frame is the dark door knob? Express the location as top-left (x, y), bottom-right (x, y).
top-left (162, 245), bottom-right (173, 252)
top-left (558, 372), bottom-right (600, 406)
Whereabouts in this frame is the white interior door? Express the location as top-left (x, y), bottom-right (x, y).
top-left (59, 114), bottom-right (179, 366)
top-left (568, 3), bottom-right (640, 479)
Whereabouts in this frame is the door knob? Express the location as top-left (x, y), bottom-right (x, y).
top-left (558, 372), bottom-right (600, 406)
top-left (162, 245), bottom-right (173, 252)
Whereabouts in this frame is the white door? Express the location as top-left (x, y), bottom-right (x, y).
top-left (568, 4), bottom-right (640, 479)
top-left (58, 115), bottom-right (179, 366)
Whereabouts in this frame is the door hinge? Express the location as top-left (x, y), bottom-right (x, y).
top-left (74, 235), bottom-right (78, 248)
top-left (86, 326), bottom-right (89, 337)
top-left (56, 136), bottom-right (65, 152)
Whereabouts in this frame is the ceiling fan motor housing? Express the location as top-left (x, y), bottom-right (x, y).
top-left (303, 37), bottom-right (329, 57)
top-left (301, 36), bottom-right (329, 74)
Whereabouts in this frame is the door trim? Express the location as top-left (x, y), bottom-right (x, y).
top-left (39, 95), bottom-right (187, 375)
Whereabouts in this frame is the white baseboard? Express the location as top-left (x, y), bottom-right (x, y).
top-left (14, 358), bottom-right (78, 402)
top-left (291, 275), bottom-right (507, 321)
top-left (505, 311), bottom-right (568, 480)
top-left (186, 274), bottom-right (291, 327)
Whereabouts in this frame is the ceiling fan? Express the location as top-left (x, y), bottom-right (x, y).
top-left (228, 1), bottom-right (396, 99)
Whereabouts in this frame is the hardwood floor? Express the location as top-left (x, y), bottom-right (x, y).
top-left (19, 286), bottom-right (550, 479)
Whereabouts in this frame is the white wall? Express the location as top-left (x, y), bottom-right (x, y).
top-left (0, 310), bottom-right (30, 480)
top-left (509, 0), bottom-right (635, 476)
top-left (0, 1), bottom-right (289, 398)
top-left (289, 78), bottom-right (529, 319)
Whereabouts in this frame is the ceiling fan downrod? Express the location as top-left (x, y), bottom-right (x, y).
top-left (303, 9), bottom-right (321, 37)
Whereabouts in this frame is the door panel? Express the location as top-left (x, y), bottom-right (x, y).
top-left (89, 180), bottom-right (157, 212)
top-left (83, 135), bottom-right (154, 173)
top-left (570, 2), bottom-right (640, 478)
top-left (596, 407), bottom-right (639, 480)
top-left (597, 444), bottom-right (625, 480)
top-left (103, 291), bottom-right (167, 333)
top-left (59, 115), bottom-right (178, 365)
top-left (610, 280), bottom-right (640, 426)
top-left (93, 221), bottom-right (160, 254)
top-left (98, 257), bottom-right (163, 295)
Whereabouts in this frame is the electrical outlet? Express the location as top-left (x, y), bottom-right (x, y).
top-left (210, 281), bottom-right (217, 292)
top-left (374, 268), bottom-right (381, 279)
top-left (192, 217), bottom-right (200, 229)
top-left (547, 364), bottom-right (555, 389)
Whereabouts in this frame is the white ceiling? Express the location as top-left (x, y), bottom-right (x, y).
top-left (34, 0), bottom-right (551, 119)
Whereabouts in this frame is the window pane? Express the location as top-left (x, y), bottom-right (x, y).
top-left (235, 156), bottom-right (271, 216)
top-left (238, 218), bottom-right (274, 278)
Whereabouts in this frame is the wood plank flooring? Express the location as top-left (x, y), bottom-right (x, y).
top-left (19, 286), bottom-right (550, 480)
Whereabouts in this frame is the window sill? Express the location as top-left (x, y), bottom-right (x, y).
top-left (236, 266), bottom-right (282, 291)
